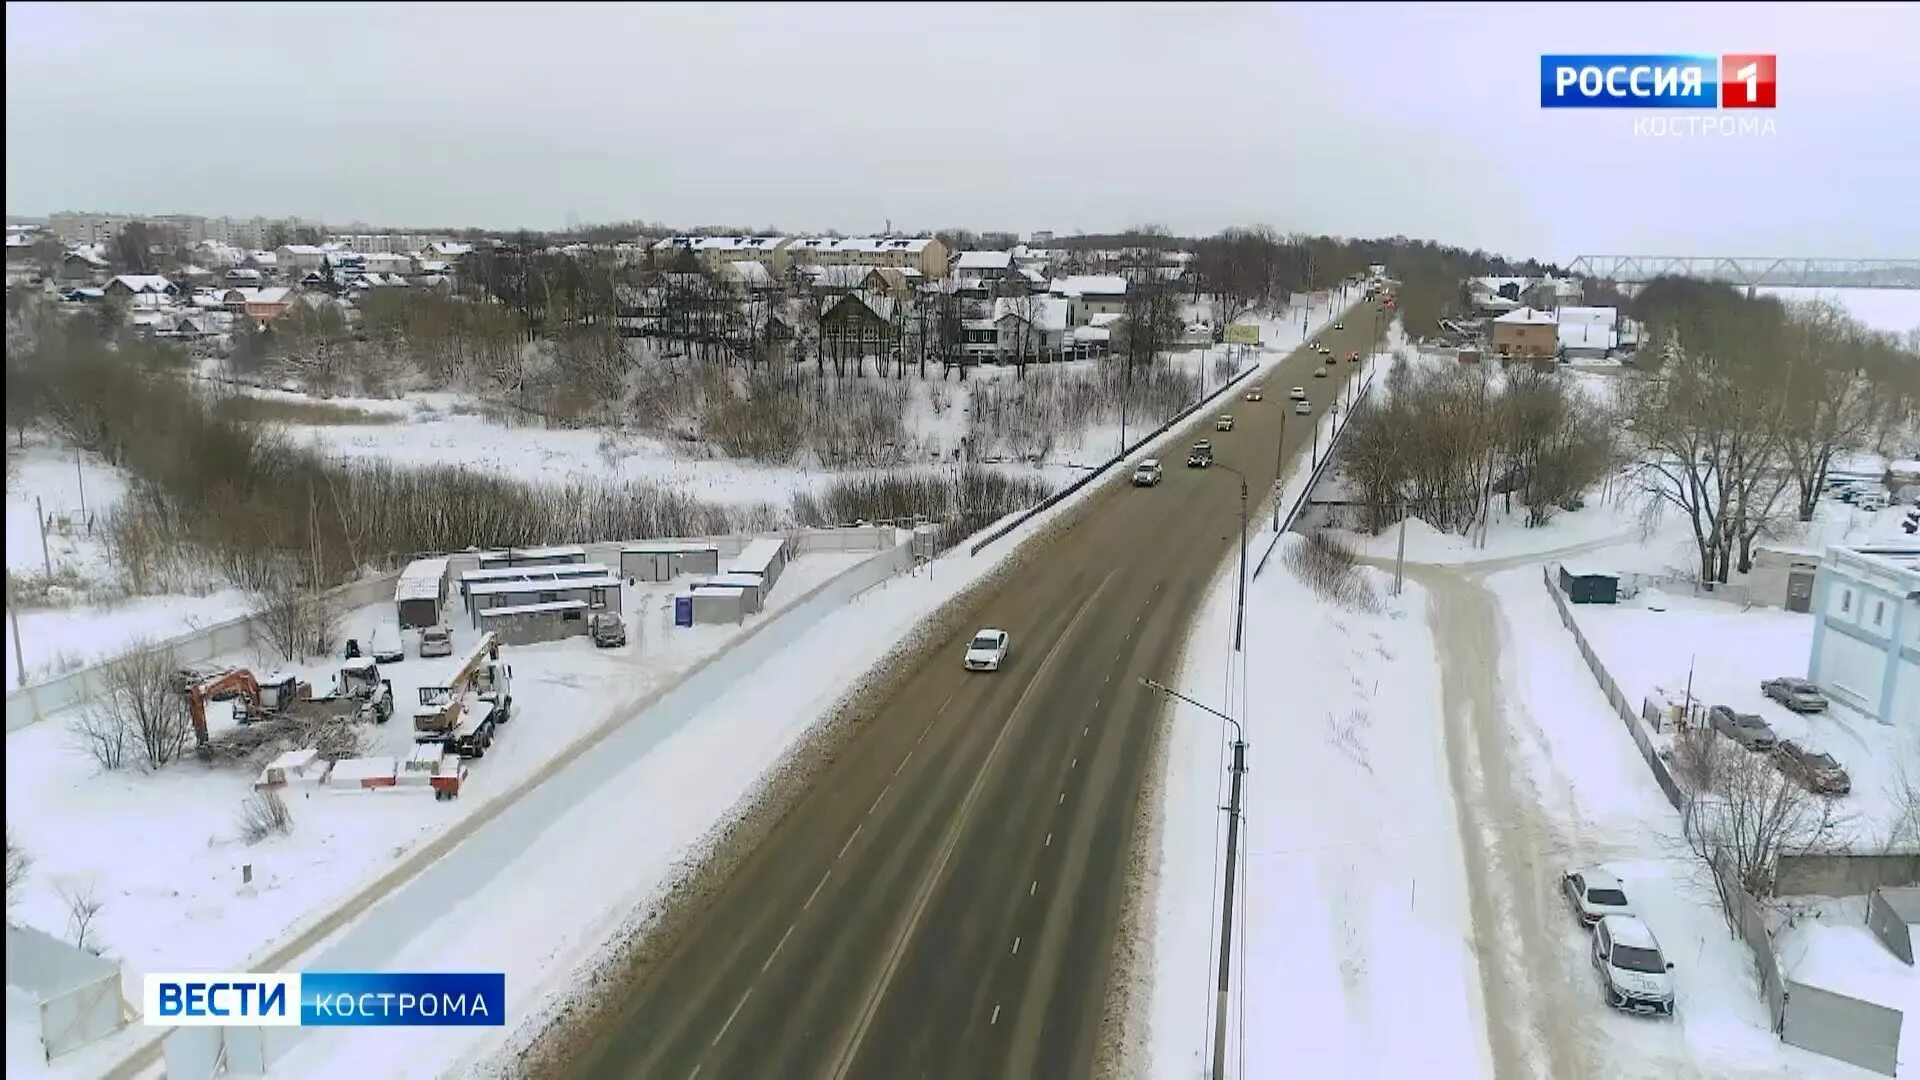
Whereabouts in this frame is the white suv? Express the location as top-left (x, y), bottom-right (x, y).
top-left (1591, 915), bottom-right (1675, 1016)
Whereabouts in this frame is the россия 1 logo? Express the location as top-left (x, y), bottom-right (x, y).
top-left (1540, 54), bottom-right (1776, 108)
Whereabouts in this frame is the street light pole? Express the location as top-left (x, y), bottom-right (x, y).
top-left (1215, 463), bottom-right (1251, 653)
top-left (1272, 409), bottom-right (1289, 532)
top-left (1140, 676), bottom-right (1246, 1080)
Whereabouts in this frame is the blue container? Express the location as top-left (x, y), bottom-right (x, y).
top-left (673, 594), bottom-right (694, 627)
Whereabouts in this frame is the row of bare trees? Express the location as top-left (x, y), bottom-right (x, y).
top-left (1343, 357), bottom-right (1619, 535)
top-left (1626, 281), bottom-right (1917, 586)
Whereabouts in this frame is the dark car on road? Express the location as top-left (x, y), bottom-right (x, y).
top-left (1187, 441), bottom-right (1214, 468)
top-left (1761, 677), bottom-right (1828, 713)
top-left (1708, 705), bottom-right (1777, 751)
top-left (1774, 740), bottom-right (1850, 795)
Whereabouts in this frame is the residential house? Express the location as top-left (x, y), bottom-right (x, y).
top-left (224, 267), bottom-right (263, 287)
top-left (867, 265), bottom-right (924, 299)
top-left (422, 241), bottom-right (474, 260)
top-left (362, 252), bottom-right (416, 276)
top-left (652, 235), bottom-right (794, 275)
top-left (787, 235), bottom-right (949, 279)
top-left (1050, 275), bottom-right (1129, 325)
top-left (1556, 305), bottom-right (1619, 360)
top-left (817, 291), bottom-right (901, 368)
top-left (223, 286), bottom-right (297, 323)
top-left (1807, 545), bottom-right (1918, 730)
top-left (1491, 306), bottom-right (1558, 358)
top-left (5, 232), bottom-right (34, 265)
top-left (803, 263), bottom-right (874, 299)
top-left (1467, 277), bottom-right (1528, 313)
top-left (720, 259), bottom-right (776, 292)
top-left (57, 248), bottom-right (110, 283)
top-left (245, 250), bottom-right (278, 271)
top-left (275, 244), bottom-right (329, 276)
top-left (104, 274), bottom-right (178, 300)
top-left (954, 250), bottom-right (1017, 281)
top-left (990, 295), bottom-right (1071, 364)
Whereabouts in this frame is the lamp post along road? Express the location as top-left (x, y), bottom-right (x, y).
top-left (1141, 677), bottom-right (1247, 1080)
top-left (1214, 461), bottom-right (1251, 654)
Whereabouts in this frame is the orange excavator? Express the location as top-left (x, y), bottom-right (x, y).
top-left (184, 668), bottom-right (315, 746)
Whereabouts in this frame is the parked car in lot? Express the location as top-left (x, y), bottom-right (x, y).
top-left (1290, 386), bottom-right (1307, 400)
top-left (419, 625), bottom-right (454, 658)
top-left (1216, 414), bottom-right (1235, 431)
top-left (1591, 915), bottom-right (1676, 1016)
top-left (1246, 387), bottom-right (1264, 401)
top-left (1188, 441), bottom-right (1214, 468)
top-left (1294, 399), bottom-right (1311, 415)
top-left (1708, 704), bottom-right (1777, 751)
top-left (1774, 740), bottom-right (1851, 795)
top-left (1762, 677), bottom-right (1828, 713)
top-left (964, 629), bottom-right (1010, 672)
top-left (1132, 459), bottom-right (1163, 486)
top-left (589, 611), bottom-right (627, 648)
top-left (369, 623), bottom-right (405, 663)
top-left (1562, 868), bottom-right (1634, 927)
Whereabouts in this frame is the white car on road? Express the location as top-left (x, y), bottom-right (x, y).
top-left (1131, 459), bottom-right (1163, 487)
top-left (964, 629), bottom-right (1010, 672)
top-left (1561, 868), bottom-right (1633, 927)
top-left (1591, 914), bottom-right (1676, 1017)
top-left (1294, 399), bottom-right (1310, 415)
top-left (1289, 386), bottom-right (1306, 401)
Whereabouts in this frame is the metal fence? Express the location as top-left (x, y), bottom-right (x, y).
top-left (1252, 363), bottom-right (1379, 579)
top-left (1713, 854), bottom-right (1791, 1034)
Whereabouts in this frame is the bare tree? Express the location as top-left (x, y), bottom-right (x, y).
top-left (1681, 728), bottom-right (1844, 918)
top-left (79, 644), bottom-right (192, 771)
top-left (237, 789), bottom-right (295, 843)
top-left (6, 827), bottom-right (29, 912)
top-left (58, 879), bottom-right (105, 953)
top-left (1779, 301), bottom-right (1879, 522)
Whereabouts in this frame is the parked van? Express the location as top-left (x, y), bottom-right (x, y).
top-left (1856, 491), bottom-right (1888, 512)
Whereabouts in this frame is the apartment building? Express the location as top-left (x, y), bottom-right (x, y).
top-left (787, 235), bottom-right (949, 278)
top-left (651, 235), bottom-right (795, 275)
top-left (1808, 545), bottom-right (1919, 729)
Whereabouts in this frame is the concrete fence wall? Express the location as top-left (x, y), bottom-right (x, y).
top-left (1780, 980), bottom-right (1903, 1077)
top-left (1775, 853), bottom-right (1920, 898)
top-left (6, 528), bottom-right (899, 733)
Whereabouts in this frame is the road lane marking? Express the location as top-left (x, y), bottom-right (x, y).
top-left (868, 783), bottom-right (891, 816)
top-left (1071, 757), bottom-right (1077, 769)
top-left (1083, 725), bottom-right (1089, 736)
top-left (991, 1004), bottom-right (1001, 1025)
top-left (828, 572), bottom-right (1119, 1080)
top-left (804, 868), bottom-right (832, 910)
top-left (1045, 832), bottom-right (1053, 847)
top-left (1058, 791), bottom-right (1066, 805)
top-left (1030, 880), bottom-right (1037, 896)
top-left (893, 748), bottom-right (914, 776)
top-left (762, 925), bottom-right (796, 972)
top-left (688, 1066), bottom-right (702, 1080)
top-left (837, 824), bottom-right (863, 861)
top-left (1011, 936), bottom-right (1021, 955)
top-left (937, 690), bottom-right (956, 715)
top-left (713, 988), bottom-right (752, 1045)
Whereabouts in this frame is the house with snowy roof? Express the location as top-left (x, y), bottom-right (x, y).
top-left (1491, 306), bottom-right (1558, 358)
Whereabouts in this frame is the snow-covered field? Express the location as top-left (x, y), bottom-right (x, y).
top-left (1758, 287), bottom-right (1920, 339)
top-left (3, 550), bottom-right (867, 1076)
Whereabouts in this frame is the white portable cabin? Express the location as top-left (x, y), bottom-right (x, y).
top-left (729, 537), bottom-right (788, 590)
top-left (620, 541), bottom-right (722, 582)
top-left (457, 562), bottom-right (614, 613)
top-left (464, 575), bottom-right (622, 628)
top-left (475, 545), bottom-right (587, 571)
top-left (690, 586), bottom-right (748, 624)
top-left (395, 557), bottom-right (450, 630)
top-left (476, 598), bottom-right (591, 645)
top-left (694, 572), bottom-right (765, 613)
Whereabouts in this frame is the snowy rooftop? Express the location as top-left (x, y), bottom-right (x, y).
top-left (955, 250), bottom-right (1014, 270)
top-left (1557, 322), bottom-right (1616, 351)
top-left (396, 557), bottom-right (450, 601)
top-left (459, 562), bottom-right (613, 584)
top-left (1493, 306), bottom-right (1557, 325)
top-left (466, 575), bottom-right (622, 597)
top-left (1556, 305), bottom-right (1617, 326)
top-left (621, 541), bottom-right (721, 554)
top-left (478, 598), bottom-right (591, 617)
top-left (109, 274), bottom-right (174, 293)
top-left (478, 545), bottom-right (586, 561)
top-left (1051, 275), bottom-right (1128, 298)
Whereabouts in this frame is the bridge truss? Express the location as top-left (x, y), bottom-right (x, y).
top-left (1567, 256), bottom-right (1920, 290)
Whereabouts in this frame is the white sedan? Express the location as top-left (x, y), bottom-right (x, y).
top-left (964, 629), bottom-right (1010, 672)
top-left (1562, 868), bottom-right (1633, 927)
top-left (1289, 386), bottom-right (1306, 401)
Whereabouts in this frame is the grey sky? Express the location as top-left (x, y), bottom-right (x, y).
top-left (7, 2), bottom-right (1918, 261)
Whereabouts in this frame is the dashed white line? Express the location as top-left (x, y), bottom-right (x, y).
top-left (1058, 791), bottom-right (1066, 805)
top-left (688, 1065), bottom-right (703, 1080)
top-left (893, 748), bottom-right (914, 776)
top-left (804, 868), bottom-right (832, 910)
top-left (1083, 725), bottom-right (1089, 736)
top-left (1070, 757), bottom-right (1077, 769)
top-left (1030, 880), bottom-right (1038, 896)
top-left (762, 925), bottom-right (796, 972)
top-left (837, 824), bottom-right (863, 861)
top-left (713, 988), bottom-right (752, 1045)
top-left (1045, 832), bottom-right (1053, 847)
top-left (1011, 936), bottom-right (1021, 955)
top-left (991, 1004), bottom-right (1002, 1025)
top-left (868, 782), bottom-right (891, 816)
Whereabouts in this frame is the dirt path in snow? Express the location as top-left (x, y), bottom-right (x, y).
top-left (1411, 564), bottom-right (1592, 1080)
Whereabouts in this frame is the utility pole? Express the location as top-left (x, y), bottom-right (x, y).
top-left (6, 570), bottom-right (26, 689)
top-left (1393, 500), bottom-right (1409, 597)
top-left (76, 448), bottom-right (87, 518)
top-left (1236, 475), bottom-right (1247, 653)
top-left (1139, 677), bottom-right (1247, 1080)
top-left (1271, 410), bottom-right (1289, 531)
top-left (35, 496), bottom-right (51, 578)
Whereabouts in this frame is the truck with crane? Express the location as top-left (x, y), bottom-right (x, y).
top-left (411, 632), bottom-right (512, 759)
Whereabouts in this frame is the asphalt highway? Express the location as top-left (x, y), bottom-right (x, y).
top-left (570, 309), bottom-right (1384, 1080)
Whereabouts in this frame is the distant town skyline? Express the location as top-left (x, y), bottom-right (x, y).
top-left (9, 3), bottom-right (1919, 262)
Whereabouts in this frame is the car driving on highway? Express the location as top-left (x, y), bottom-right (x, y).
top-left (1294, 399), bottom-right (1310, 415)
top-left (1348, 350), bottom-right (1361, 362)
top-left (1246, 386), bottom-right (1263, 401)
top-left (1290, 386), bottom-right (1306, 400)
top-left (964, 629), bottom-right (1009, 672)
top-left (1315, 365), bottom-right (1329, 378)
top-left (1132, 459), bottom-right (1163, 486)
top-left (1216, 414), bottom-right (1234, 431)
top-left (1332, 321), bottom-right (1344, 330)
top-left (1188, 441), bottom-right (1213, 467)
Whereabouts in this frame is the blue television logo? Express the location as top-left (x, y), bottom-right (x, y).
top-left (145, 972), bottom-right (505, 1027)
top-left (1541, 55), bottom-right (1718, 108)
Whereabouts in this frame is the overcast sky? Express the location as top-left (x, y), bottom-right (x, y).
top-left (7, 2), bottom-right (1918, 261)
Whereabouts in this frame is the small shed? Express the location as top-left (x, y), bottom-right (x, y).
top-left (1558, 565), bottom-right (1618, 605)
top-left (694, 573), bottom-right (764, 613)
top-left (1865, 886), bottom-right (1919, 965)
top-left (477, 598), bottom-right (591, 645)
top-left (395, 557), bottom-right (450, 630)
top-left (6, 923), bottom-right (130, 1059)
top-left (476, 545), bottom-right (587, 571)
top-left (690, 586), bottom-right (748, 624)
top-left (620, 542), bottom-right (722, 582)
top-left (731, 537), bottom-right (789, 590)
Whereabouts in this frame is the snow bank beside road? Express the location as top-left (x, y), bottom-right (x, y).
top-left (1146, 538), bottom-right (1491, 1079)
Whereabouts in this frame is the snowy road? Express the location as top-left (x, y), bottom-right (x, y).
top-left (557, 304), bottom-right (1387, 1079)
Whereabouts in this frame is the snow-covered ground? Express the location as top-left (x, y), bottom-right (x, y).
top-left (1146, 539), bottom-right (1492, 1079)
top-left (1758, 287), bottom-right (1920, 339)
top-left (3, 550), bottom-right (867, 1075)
